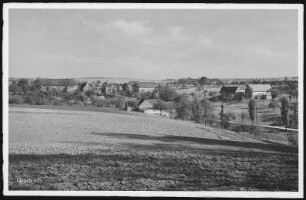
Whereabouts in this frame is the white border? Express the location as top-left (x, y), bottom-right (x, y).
top-left (2, 3), bottom-right (304, 198)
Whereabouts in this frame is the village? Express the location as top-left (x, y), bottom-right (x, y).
top-left (9, 76), bottom-right (298, 131)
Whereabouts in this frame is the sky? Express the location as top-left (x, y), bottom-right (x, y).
top-left (9, 8), bottom-right (299, 79)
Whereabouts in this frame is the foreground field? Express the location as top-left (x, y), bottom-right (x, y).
top-left (9, 106), bottom-right (298, 191)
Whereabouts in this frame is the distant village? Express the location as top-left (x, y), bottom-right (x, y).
top-left (9, 76), bottom-right (298, 119)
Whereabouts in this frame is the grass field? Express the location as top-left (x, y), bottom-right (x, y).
top-left (9, 106), bottom-right (298, 191)
top-left (212, 98), bottom-right (298, 129)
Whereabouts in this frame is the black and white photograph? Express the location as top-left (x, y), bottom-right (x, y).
top-left (2, 3), bottom-right (304, 198)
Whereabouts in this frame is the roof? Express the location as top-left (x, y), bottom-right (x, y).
top-left (138, 82), bottom-right (159, 89)
top-left (41, 79), bottom-right (77, 86)
top-left (248, 84), bottom-right (272, 92)
top-left (174, 87), bottom-right (196, 95)
top-left (220, 85), bottom-right (246, 93)
top-left (138, 99), bottom-right (159, 110)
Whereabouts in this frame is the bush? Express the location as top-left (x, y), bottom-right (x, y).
top-left (52, 99), bottom-right (63, 106)
top-left (84, 100), bottom-right (93, 106)
top-left (232, 124), bottom-right (262, 136)
top-left (95, 100), bottom-right (106, 107)
top-left (67, 100), bottom-right (75, 106)
top-left (209, 96), bottom-right (219, 102)
top-left (76, 100), bottom-right (84, 106)
top-left (9, 95), bottom-right (24, 104)
top-left (260, 94), bottom-right (267, 100)
top-left (26, 94), bottom-right (36, 105)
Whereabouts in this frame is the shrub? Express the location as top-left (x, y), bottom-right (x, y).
top-left (9, 95), bottom-right (24, 104)
top-left (209, 96), bottom-right (219, 102)
top-left (260, 94), bottom-right (267, 100)
top-left (232, 124), bottom-right (262, 136)
top-left (76, 100), bottom-right (84, 106)
top-left (268, 101), bottom-right (279, 111)
top-left (67, 100), bottom-right (75, 106)
top-left (26, 94), bottom-right (36, 105)
top-left (84, 100), bottom-right (93, 106)
top-left (52, 99), bottom-right (63, 106)
top-left (95, 100), bottom-right (106, 107)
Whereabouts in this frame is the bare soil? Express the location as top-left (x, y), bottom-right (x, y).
top-left (8, 106), bottom-right (298, 191)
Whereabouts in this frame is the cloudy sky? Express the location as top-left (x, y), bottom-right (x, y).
top-left (9, 8), bottom-right (298, 79)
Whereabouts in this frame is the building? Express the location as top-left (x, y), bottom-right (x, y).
top-left (138, 82), bottom-right (159, 93)
top-left (248, 84), bottom-right (272, 99)
top-left (220, 85), bottom-right (246, 95)
top-left (138, 99), bottom-right (176, 118)
top-left (40, 79), bottom-right (77, 92)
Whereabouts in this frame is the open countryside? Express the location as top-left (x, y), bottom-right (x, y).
top-left (6, 6), bottom-right (302, 196)
top-left (9, 76), bottom-right (299, 191)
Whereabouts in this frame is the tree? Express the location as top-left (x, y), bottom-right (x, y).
top-left (122, 83), bottom-right (130, 92)
top-left (240, 111), bottom-right (247, 124)
top-left (153, 99), bottom-right (166, 112)
top-left (132, 82), bottom-right (140, 93)
top-left (201, 99), bottom-right (215, 125)
top-left (17, 79), bottom-right (30, 94)
top-left (198, 76), bottom-right (209, 86)
top-left (271, 90), bottom-right (279, 100)
top-left (9, 81), bottom-right (22, 95)
top-left (268, 101), bottom-right (279, 111)
top-left (32, 78), bottom-right (42, 92)
top-left (221, 113), bottom-right (235, 129)
top-left (280, 97), bottom-right (290, 130)
top-left (175, 94), bottom-right (191, 121)
top-left (191, 98), bottom-right (203, 123)
top-left (140, 91), bottom-right (152, 99)
top-left (244, 85), bottom-right (253, 99)
top-left (219, 104), bottom-right (224, 121)
top-left (77, 82), bottom-right (87, 93)
top-left (203, 90), bottom-right (208, 98)
top-left (101, 83), bottom-right (107, 95)
top-left (248, 99), bottom-right (256, 125)
top-left (158, 85), bottom-right (177, 102)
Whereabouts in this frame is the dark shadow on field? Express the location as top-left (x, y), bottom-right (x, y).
top-left (90, 132), bottom-right (298, 154)
top-left (8, 149), bottom-right (298, 191)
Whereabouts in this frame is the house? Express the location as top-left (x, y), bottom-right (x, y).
top-left (40, 79), bottom-right (77, 92)
top-left (138, 82), bottom-right (159, 93)
top-left (104, 83), bottom-right (122, 95)
top-left (203, 86), bottom-right (221, 97)
top-left (138, 99), bottom-right (158, 110)
top-left (220, 85), bottom-right (246, 95)
top-left (248, 84), bottom-right (272, 99)
top-left (138, 99), bottom-right (176, 118)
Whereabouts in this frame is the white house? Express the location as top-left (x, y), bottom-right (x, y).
top-left (138, 82), bottom-right (158, 93)
top-left (41, 79), bottom-right (77, 92)
top-left (248, 84), bottom-right (272, 99)
top-left (138, 99), bottom-right (175, 118)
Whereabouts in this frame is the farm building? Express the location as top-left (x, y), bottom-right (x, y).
top-left (174, 87), bottom-right (197, 95)
top-left (138, 82), bottom-right (159, 93)
top-left (220, 85), bottom-right (246, 95)
top-left (138, 99), bottom-right (176, 118)
top-left (40, 79), bottom-right (77, 92)
top-left (203, 86), bottom-right (222, 97)
top-left (247, 84), bottom-right (272, 99)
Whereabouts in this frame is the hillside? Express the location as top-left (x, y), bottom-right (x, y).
top-left (8, 106), bottom-right (298, 191)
